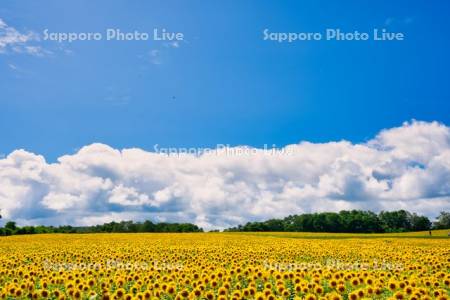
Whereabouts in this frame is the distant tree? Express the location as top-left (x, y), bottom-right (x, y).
top-left (336, 210), bottom-right (383, 233)
top-left (16, 226), bottom-right (36, 235)
top-left (241, 221), bottom-right (265, 232)
top-left (141, 220), bottom-right (155, 232)
top-left (312, 213), bottom-right (327, 232)
top-left (0, 228), bottom-right (13, 236)
top-left (5, 221), bottom-right (17, 232)
top-left (434, 211), bottom-right (450, 229)
top-left (323, 213), bottom-right (342, 233)
top-left (225, 210), bottom-right (432, 233)
top-left (379, 210), bottom-right (411, 232)
top-left (263, 219), bottom-right (285, 231)
top-left (34, 225), bottom-right (51, 234)
top-left (409, 213), bottom-right (431, 231)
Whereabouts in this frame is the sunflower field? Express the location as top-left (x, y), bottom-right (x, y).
top-left (0, 233), bottom-right (449, 300)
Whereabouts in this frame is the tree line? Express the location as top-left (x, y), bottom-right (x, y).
top-left (224, 210), bottom-right (450, 233)
top-left (0, 220), bottom-right (203, 236)
top-left (1, 210), bottom-right (449, 235)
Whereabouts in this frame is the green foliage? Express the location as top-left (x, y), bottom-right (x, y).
top-left (379, 210), bottom-right (410, 232)
top-left (5, 221), bottom-right (17, 231)
top-left (225, 210), bottom-right (435, 233)
top-left (0, 228), bottom-right (13, 236)
top-left (434, 211), bottom-right (450, 229)
top-left (0, 220), bottom-right (203, 236)
top-left (409, 213), bottom-right (432, 231)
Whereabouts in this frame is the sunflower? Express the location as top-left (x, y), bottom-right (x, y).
top-left (348, 292), bottom-right (358, 300)
top-left (305, 294), bottom-right (317, 300)
top-left (328, 292), bottom-right (342, 300)
top-left (40, 289), bottom-right (49, 298)
top-left (388, 281), bottom-right (397, 291)
top-left (115, 288), bottom-right (125, 298)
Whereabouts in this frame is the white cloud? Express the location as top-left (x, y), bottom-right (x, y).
top-left (1, 120), bottom-right (449, 229)
top-left (165, 41), bottom-right (180, 48)
top-left (0, 18), bottom-right (47, 56)
top-left (149, 49), bottom-right (162, 65)
top-left (384, 17), bottom-right (414, 26)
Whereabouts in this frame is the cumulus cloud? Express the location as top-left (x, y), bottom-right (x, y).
top-left (0, 18), bottom-right (48, 56)
top-left (1, 121), bottom-right (449, 229)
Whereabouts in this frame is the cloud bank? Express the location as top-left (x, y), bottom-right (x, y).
top-left (1, 121), bottom-right (449, 229)
top-left (0, 18), bottom-right (47, 56)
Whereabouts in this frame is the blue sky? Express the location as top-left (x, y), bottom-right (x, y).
top-left (1, 0), bottom-right (449, 161)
